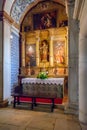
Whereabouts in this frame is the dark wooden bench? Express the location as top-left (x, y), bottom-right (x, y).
top-left (11, 86), bottom-right (57, 112)
top-left (11, 93), bottom-right (56, 112)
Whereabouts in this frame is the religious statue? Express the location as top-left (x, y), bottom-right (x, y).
top-left (40, 40), bottom-right (49, 62)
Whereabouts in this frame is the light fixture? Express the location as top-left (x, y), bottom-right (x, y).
top-left (10, 35), bottom-right (13, 39)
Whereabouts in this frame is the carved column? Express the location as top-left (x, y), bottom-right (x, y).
top-left (66, 0), bottom-right (79, 114)
top-left (50, 37), bottom-right (54, 67)
top-left (36, 37), bottom-right (40, 66)
top-left (21, 33), bottom-right (26, 67)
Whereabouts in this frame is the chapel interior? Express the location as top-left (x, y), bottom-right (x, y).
top-left (0, 0), bottom-right (87, 130)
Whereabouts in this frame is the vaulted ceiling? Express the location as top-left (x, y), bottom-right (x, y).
top-left (4, 0), bottom-right (65, 24)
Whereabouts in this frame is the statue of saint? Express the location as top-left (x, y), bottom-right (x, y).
top-left (40, 40), bottom-right (49, 62)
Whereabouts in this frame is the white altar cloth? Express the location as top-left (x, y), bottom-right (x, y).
top-left (22, 78), bottom-right (64, 85)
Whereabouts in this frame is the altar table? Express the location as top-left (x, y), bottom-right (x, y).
top-left (12, 78), bottom-right (64, 112)
top-left (22, 78), bottom-right (64, 98)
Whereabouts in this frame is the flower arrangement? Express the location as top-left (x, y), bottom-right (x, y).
top-left (37, 72), bottom-right (48, 79)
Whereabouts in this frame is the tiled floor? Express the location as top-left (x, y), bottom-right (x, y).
top-left (0, 104), bottom-right (82, 130)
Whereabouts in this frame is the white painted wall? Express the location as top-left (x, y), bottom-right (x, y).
top-left (3, 19), bottom-right (11, 101)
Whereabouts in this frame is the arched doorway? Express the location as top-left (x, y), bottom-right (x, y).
top-left (2, 0), bottom-right (79, 115)
top-left (20, 1), bottom-right (68, 105)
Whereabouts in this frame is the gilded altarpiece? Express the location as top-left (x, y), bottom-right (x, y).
top-left (21, 27), bottom-right (68, 77)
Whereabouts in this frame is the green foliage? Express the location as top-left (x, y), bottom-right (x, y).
top-left (37, 72), bottom-right (48, 79)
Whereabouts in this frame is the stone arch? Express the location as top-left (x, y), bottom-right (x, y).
top-left (3, 0), bottom-right (65, 24)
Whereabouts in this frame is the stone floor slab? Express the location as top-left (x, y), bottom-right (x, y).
top-left (26, 127), bottom-right (42, 130)
top-left (0, 124), bottom-right (18, 130)
top-left (28, 117), bottom-right (55, 130)
top-left (0, 107), bottom-right (82, 130)
top-left (54, 118), bottom-right (81, 130)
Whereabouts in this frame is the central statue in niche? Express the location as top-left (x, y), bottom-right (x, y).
top-left (39, 39), bottom-right (49, 62)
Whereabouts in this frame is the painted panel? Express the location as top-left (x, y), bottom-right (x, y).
top-left (53, 40), bottom-right (65, 65)
top-left (33, 10), bottom-right (57, 30)
top-left (26, 44), bottom-right (36, 67)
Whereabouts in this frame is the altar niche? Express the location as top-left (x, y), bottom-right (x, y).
top-left (39, 39), bottom-right (49, 62)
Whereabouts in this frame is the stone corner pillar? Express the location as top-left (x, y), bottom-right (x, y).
top-left (64, 0), bottom-right (79, 115)
top-left (79, 33), bottom-right (87, 127)
top-left (0, 11), bottom-right (8, 107)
